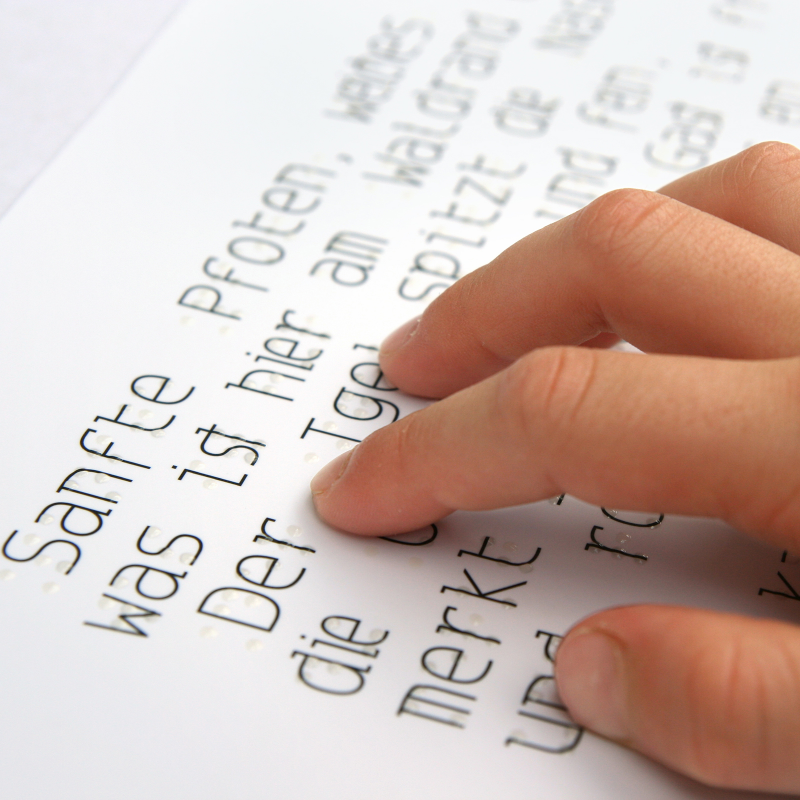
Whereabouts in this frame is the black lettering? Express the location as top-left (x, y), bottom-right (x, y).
top-left (110, 564), bottom-right (187, 600)
top-left (458, 536), bottom-right (540, 566)
top-left (397, 684), bottom-right (476, 727)
top-left (3, 530), bottom-right (80, 574)
top-left (236, 555), bottom-right (305, 589)
top-left (421, 647), bottom-right (492, 684)
top-left (131, 375), bottom-right (194, 405)
top-left (441, 569), bottom-right (526, 606)
top-left (84, 594), bottom-right (160, 637)
top-left (36, 502), bottom-right (111, 536)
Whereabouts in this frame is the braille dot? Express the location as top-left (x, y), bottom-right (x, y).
top-left (246, 640), bottom-right (264, 652)
top-left (213, 604), bottom-right (230, 616)
top-left (64, 480), bottom-right (79, 490)
top-left (179, 553), bottom-right (193, 565)
top-left (181, 317), bottom-right (195, 327)
top-left (287, 525), bottom-right (302, 538)
top-left (24, 534), bottom-right (41, 546)
top-left (146, 528), bottom-right (162, 538)
top-left (56, 562), bottom-right (72, 574)
top-left (94, 474), bottom-right (110, 484)
top-left (203, 480), bottom-right (216, 490)
top-left (42, 582), bottom-right (60, 594)
top-left (159, 549), bottom-right (173, 560)
top-left (469, 614), bottom-right (483, 627)
top-left (0, 570), bottom-right (15, 581)
top-left (337, 441), bottom-right (356, 451)
top-left (35, 555), bottom-right (52, 567)
top-left (503, 541), bottom-right (518, 552)
top-left (138, 410), bottom-right (154, 420)
top-left (200, 627), bottom-right (218, 638)
top-left (190, 460), bottom-right (205, 470)
top-left (322, 421), bottom-right (338, 432)
top-left (38, 515), bottom-right (54, 526)
top-left (105, 492), bottom-right (121, 502)
top-left (244, 595), bottom-right (262, 608)
top-left (304, 453), bottom-right (320, 463)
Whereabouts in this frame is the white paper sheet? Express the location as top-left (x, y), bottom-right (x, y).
top-left (2, 1), bottom-right (799, 797)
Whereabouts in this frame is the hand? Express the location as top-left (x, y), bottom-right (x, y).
top-left (310, 142), bottom-right (800, 794)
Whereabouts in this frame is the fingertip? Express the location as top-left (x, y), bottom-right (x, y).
top-left (379, 315), bottom-right (421, 360)
top-left (556, 606), bottom-right (800, 793)
top-left (310, 450), bottom-right (354, 512)
top-left (554, 625), bottom-right (632, 743)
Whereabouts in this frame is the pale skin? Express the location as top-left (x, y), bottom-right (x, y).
top-left (310, 141), bottom-right (800, 794)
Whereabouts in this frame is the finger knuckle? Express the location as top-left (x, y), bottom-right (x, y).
top-left (570, 190), bottom-right (685, 295)
top-left (502, 346), bottom-right (598, 446)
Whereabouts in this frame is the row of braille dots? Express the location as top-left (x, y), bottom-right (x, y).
top-left (0, 568), bottom-right (61, 594)
top-left (0, 528), bottom-right (75, 592)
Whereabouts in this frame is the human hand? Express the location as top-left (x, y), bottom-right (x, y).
top-left (310, 142), bottom-right (800, 794)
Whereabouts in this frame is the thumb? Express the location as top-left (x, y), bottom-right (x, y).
top-left (554, 606), bottom-right (800, 793)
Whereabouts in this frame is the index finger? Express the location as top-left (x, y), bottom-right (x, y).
top-left (380, 143), bottom-right (800, 399)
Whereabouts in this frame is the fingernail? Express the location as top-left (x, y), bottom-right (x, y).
top-left (310, 450), bottom-right (353, 497)
top-left (555, 629), bottom-right (631, 742)
top-left (380, 316), bottom-right (421, 357)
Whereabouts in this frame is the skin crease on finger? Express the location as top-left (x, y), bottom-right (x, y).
top-left (309, 143), bottom-right (800, 794)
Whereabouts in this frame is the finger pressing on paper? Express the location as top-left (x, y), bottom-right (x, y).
top-left (311, 346), bottom-right (800, 552)
top-left (659, 141), bottom-right (800, 255)
top-left (380, 182), bottom-right (800, 400)
top-left (554, 605), bottom-right (800, 793)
